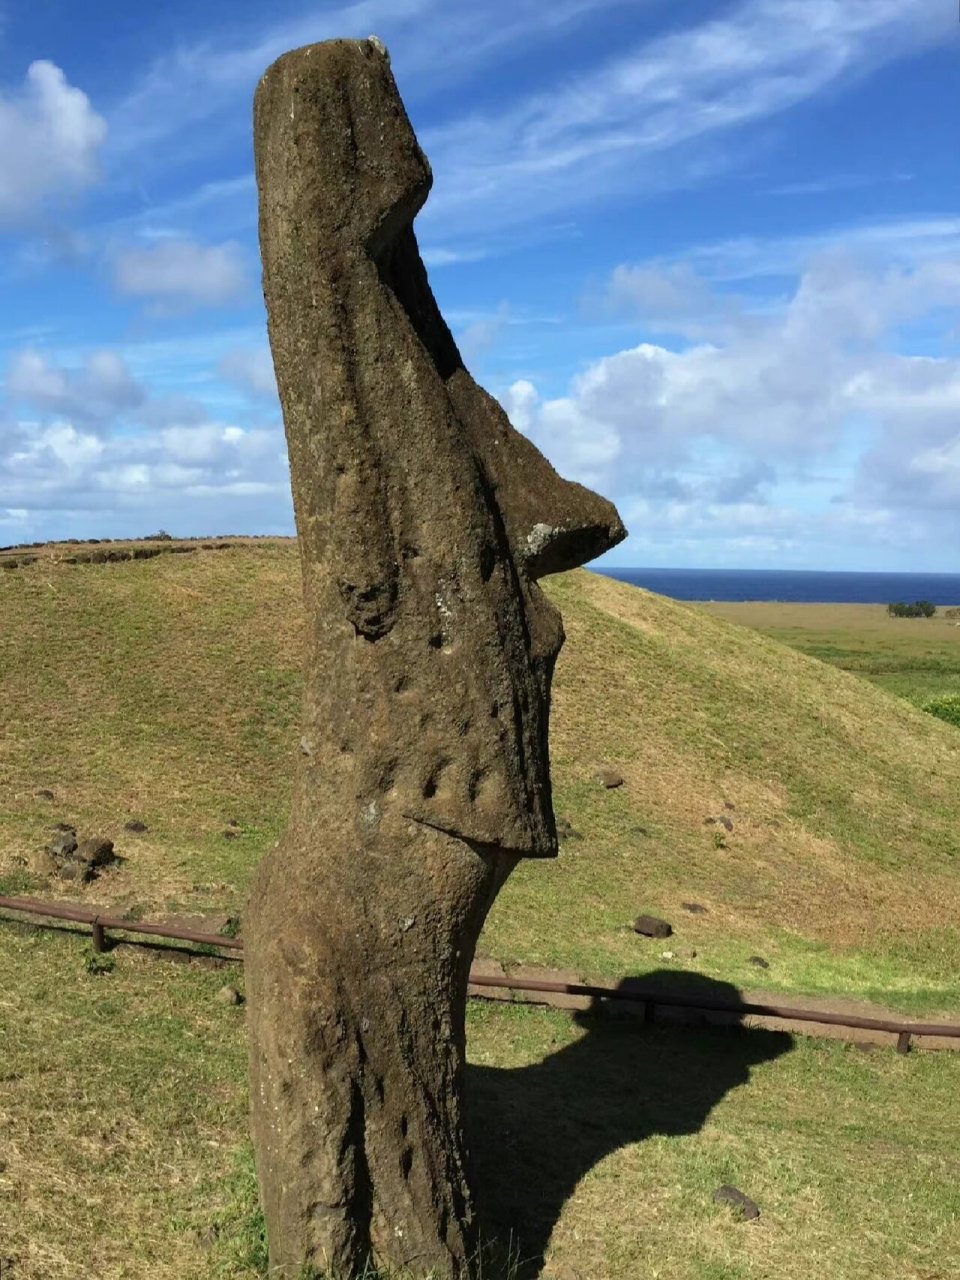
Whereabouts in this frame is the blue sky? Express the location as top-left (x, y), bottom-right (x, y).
top-left (1, 0), bottom-right (958, 570)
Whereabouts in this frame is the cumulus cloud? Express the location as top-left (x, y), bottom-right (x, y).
top-left (6, 349), bottom-right (144, 427)
top-left (0, 61), bottom-right (106, 225)
top-left (0, 412), bottom-right (291, 540)
top-left (111, 239), bottom-right (249, 310)
top-left (503, 251), bottom-right (960, 563)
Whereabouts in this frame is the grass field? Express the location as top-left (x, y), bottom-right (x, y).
top-left (696, 600), bottom-right (960, 708)
top-left (2, 542), bottom-right (960, 1278)
top-left (2, 919), bottom-right (958, 1280)
top-left (2, 544), bottom-right (960, 1014)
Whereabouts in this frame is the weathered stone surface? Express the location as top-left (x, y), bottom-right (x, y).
top-left (217, 985), bottom-right (244, 1006)
top-left (124, 820), bottom-right (148, 833)
top-left (29, 851), bottom-right (59, 877)
top-left (34, 789), bottom-right (54, 801)
top-left (713, 1184), bottom-right (760, 1220)
top-left (77, 837), bottom-right (116, 868)
top-left (598, 768), bottom-right (624, 789)
top-left (633, 914), bottom-right (673, 939)
top-left (245, 37), bottom-right (625, 1280)
top-left (682, 901), bottom-right (708, 914)
top-left (48, 832), bottom-right (78, 859)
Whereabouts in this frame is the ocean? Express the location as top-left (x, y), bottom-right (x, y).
top-left (596, 567), bottom-right (960, 605)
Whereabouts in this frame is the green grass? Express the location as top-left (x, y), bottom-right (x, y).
top-left (2, 546), bottom-right (960, 1014)
top-left (0, 921), bottom-right (957, 1280)
top-left (697, 599), bottom-right (960, 707)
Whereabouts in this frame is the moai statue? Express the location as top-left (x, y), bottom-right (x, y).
top-left (245, 37), bottom-right (626, 1279)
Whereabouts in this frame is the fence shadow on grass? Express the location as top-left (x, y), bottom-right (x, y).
top-left (466, 971), bottom-right (794, 1278)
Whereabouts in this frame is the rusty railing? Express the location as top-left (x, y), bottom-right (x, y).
top-left (2, 893), bottom-right (959, 1055)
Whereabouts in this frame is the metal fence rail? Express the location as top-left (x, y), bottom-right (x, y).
top-left (3, 893), bottom-right (959, 1054)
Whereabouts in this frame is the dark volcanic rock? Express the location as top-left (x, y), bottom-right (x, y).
top-left (124, 820), bottom-right (149, 833)
top-left (713, 1185), bottom-right (760, 1221)
top-left (245, 37), bottom-right (627, 1280)
top-left (48, 832), bottom-right (78, 858)
top-left (632, 914), bottom-right (673, 939)
top-left (748, 955), bottom-right (770, 970)
top-left (77, 837), bottom-right (116, 868)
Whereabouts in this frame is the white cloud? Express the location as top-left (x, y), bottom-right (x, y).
top-left (418, 0), bottom-right (950, 237)
top-left (111, 239), bottom-right (248, 310)
top-left (503, 248), bottom-right (960, 562)
top-left (0, 61), bottom-right (106, 225)
top-left (6, 349), bottom-right (144, 426)
top-left (0, 408), bottom-right (291, 538)
top-left (218, 347), bottom-right (278, 401)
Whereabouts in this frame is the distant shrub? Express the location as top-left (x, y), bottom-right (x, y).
top-left (887, 600), bottom-right (937, 618)
top-left (148, 529), bottom-right (174, 541)
top-left (944, 607), bottom-right (960, 620)
top-left (924, 695), bottom-right (960, 729)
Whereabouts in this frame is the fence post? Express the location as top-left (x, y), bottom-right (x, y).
top-left (896, 1031), bottom-right (911, 1055)
top-left (92, 921), bottom-right (107, 953)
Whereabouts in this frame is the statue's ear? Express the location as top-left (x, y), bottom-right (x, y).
top-left (448, 375), bottom-right (627, 579)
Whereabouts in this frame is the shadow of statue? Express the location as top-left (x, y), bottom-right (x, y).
top-left (466, 971), bottom-right (794, 1277)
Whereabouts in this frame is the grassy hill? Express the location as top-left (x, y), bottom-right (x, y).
top-left (699, 599), bottom-right (960, 708)
top-left (2, 539), bottom-right (959, 1014)
top-left (3, 540), bottom-right (960, 1280)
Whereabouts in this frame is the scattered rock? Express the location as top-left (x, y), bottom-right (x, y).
top-left (597, 768), bottom-right (624, 789)
top-left (124, 820), bottom-right (148, 833)
top-left (682, 901), bottom-right (708, 914)
top-left (227, 818), bottom-right (241, 828)
top-left (724, 801), bottom-right (737, 811)
top-left (34, 789), bottom-right (55, 801)
top-left (47, 832), bottom-right (78, 858)
top-left (29, 851), bottom-right (59, 878)
top-left (52, 822), bottom-right (76, 833)
top-left (686, 949), bottom-right (698, 960)
top-left (713, 1184), bottom-right (760, 1221)
top-left (77, 837), bottom-right (116, 868)
top-left (222, 829), bottom-right (238, 839)
top-left (58, 860), bottom-right (89, 883)
top-left (660, 950), bottom-right (676, 961)
top-left (217, 985), bottom-right (244, 1006)
top-left (748, 955), bottom-right (770, 970)
top-left (556, 817), bottom-right (581, 842)
top-left (703, 816), bottom-right (716, 825)
top-left (632, 914), bottom-right (673, 939)
top-left (718, 815), bottom-right (734, 832)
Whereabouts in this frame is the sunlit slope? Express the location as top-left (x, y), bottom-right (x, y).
top-left (1, 543), bottom-right (958, 1011)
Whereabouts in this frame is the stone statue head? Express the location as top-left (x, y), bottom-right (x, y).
top-left (255, 39), bottom-right (626, 859)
